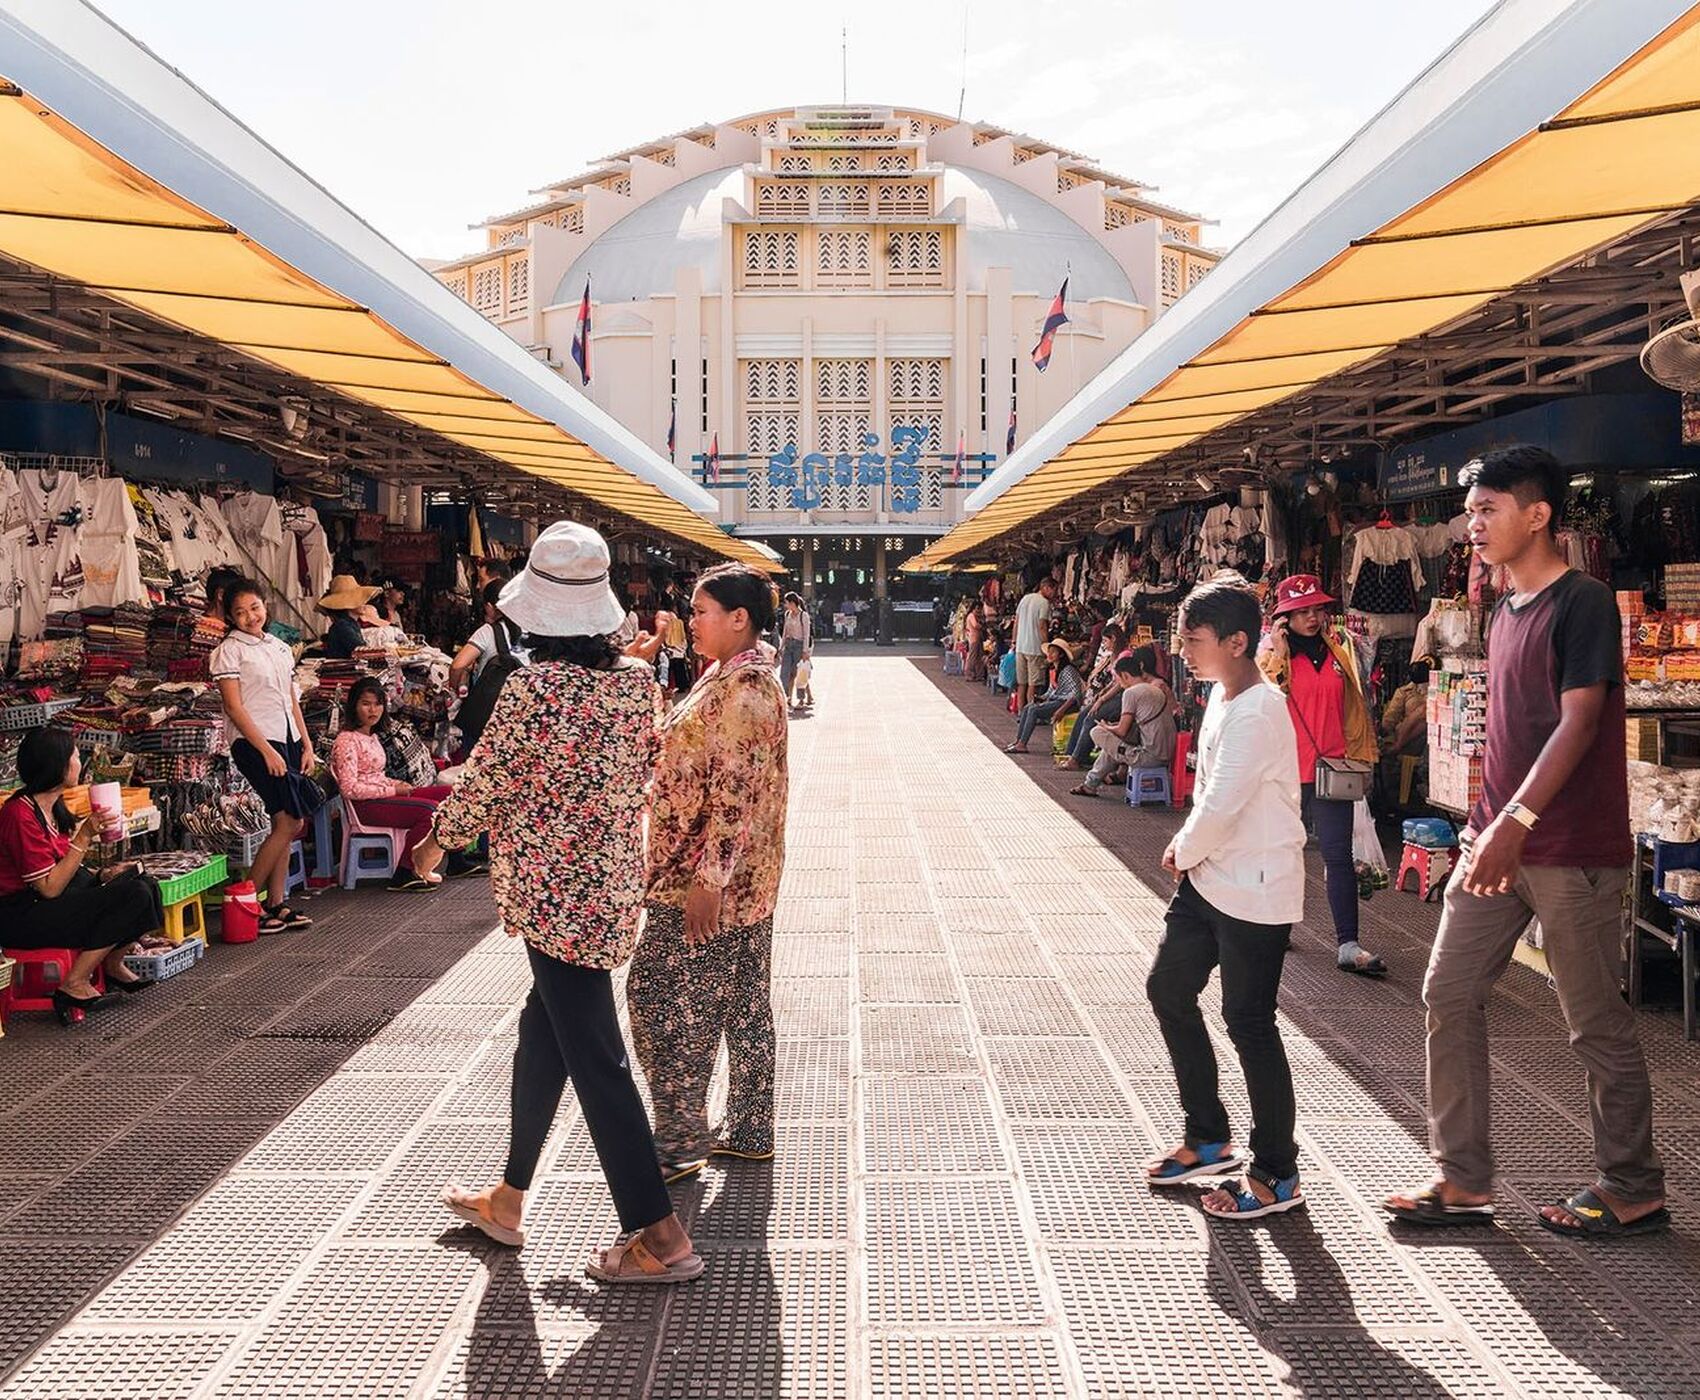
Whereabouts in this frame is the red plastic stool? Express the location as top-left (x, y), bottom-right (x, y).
top-left (2, 948), bottom-right (106, 1013)
top-left (1396, 843), bottom-right (1456, 901)
top-left (1171, 731), bottom-right (1195, 808)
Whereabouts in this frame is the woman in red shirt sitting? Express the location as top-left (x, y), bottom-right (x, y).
top-left (0, 728), bottom-right (163, 1022)
top-left (329, 679), bottom-right (456, 891)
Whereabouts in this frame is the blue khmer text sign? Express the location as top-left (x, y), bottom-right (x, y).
top-left (764, 426), bottom-right (931, 512)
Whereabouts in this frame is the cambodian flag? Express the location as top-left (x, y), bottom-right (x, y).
top-left (1031, 277), bottom-right (1069, 372)
top-left (570, 279), bottom-right (591, 385)
top-left (1006, 404), bottom-right (1017, 456)
top-left (666, 398), bottom-right (676, 461)
top-left (950, 428), bottom-right (966, 484)
top-left (705, 432), bottom-right (720, 485)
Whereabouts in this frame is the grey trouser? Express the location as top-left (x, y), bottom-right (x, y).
top-left (1422, 861), bottom-right (1662, 1200)
top-left (1083, 723), bottom-right (1163, 790)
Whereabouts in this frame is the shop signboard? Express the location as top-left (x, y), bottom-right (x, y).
top-left (353, 511), bottom-right (386, 542)
top-left (380, 530), bottom-right (441, 576)
top-left (1378, 449), bottom-right (1455, 502)
top-left (1378, 392), bottom-right (1700, 501)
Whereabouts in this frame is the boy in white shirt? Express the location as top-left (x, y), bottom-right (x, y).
top-left (1146, 576), bottom-right (1308, 1220)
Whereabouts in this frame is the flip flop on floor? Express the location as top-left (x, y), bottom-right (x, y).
top-left (1003, 743), bottom-right (1028, 754)
top-left (586, 1234), bottom-right (704, 1285)
top-left (708, 1143), bottom-right (775, 1162)
top-left (1147, 1141), bottom-right (1245, 1188)
top-left (1203, 1168), bottom-right (1306, 1222)
top-left (1384, 1186), bottom-right (1495, 1227)
top-left (1536, 1186), bottom-right (1670, 1239)
top-left (1068, 784), bottom-right (1100, 798)
top-left (1339, 951), bottom-right (1388, 978)
top-left (440, 1182), bottom-right (525, 1248)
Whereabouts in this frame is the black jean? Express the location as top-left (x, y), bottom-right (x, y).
top-left (504, 944), bottom-right (672, 1232)
top-left (1300, 783), bottom-right (1358, 945)
top-left (1067, 693), bottom-right (1123, 765)
top-left (1146, 878), bottom-right (1298, 1180)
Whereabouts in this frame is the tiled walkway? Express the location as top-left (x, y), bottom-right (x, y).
top-left (6, 647), bottom-right (1700, 1397)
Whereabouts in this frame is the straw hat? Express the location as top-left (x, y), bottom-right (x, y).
top-left (317, 575), bottom-right (381, 613)
top-left (497, 521), bottom-right (625, 639)
top-left (1045, 636), bottom-right (1076, 661)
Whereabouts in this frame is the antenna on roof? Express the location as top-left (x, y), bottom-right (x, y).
top-left (841, 23), bottom-right (848, 104)
top-left (957, 1), bottom-right (970, 122)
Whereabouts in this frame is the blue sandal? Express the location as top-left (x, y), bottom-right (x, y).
top-left (1146, 1141), bottom-right (1245, 1188)
top-left (1202, 1166), bottom-right (1306, 1221)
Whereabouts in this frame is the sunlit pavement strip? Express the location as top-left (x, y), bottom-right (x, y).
top-left (8, 647), bottom-right (1700, 1398)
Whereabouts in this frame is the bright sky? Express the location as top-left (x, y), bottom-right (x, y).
top-left (93, 0), bottom-right (1497, 262)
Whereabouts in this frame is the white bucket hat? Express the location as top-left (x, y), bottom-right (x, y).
top-left (496, 522), bottom-right (627, 639)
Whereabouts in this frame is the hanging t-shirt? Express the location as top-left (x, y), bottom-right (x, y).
top-left (78, 477), bottom-right (145, 608)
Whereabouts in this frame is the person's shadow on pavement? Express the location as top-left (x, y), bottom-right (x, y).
top-left (1204, 1207), bottom-right (1460, 1397)
top-left (441, 1165), bottom-right (784, 1398)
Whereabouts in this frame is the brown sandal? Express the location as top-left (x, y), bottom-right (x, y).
top-left (586, 1232), bottom-right (704, 1285)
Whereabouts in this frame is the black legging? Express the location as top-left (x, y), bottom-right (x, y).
top-left (1, 870), bottom-right (162, 951)
top-left (504, 944), bottom-right (672, 1232)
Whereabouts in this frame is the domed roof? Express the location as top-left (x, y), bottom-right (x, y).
top-left (552, 164), bottom-right (1132, 305)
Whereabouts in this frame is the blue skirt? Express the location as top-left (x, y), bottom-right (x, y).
top-left (230, 737), bottom-right (321, 819)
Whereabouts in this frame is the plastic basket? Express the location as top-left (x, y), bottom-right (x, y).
top-left (227, 829), bottom-right (268, 869)
top-left (0, 698), bottom-right (77, 731)
top-left (154, 854), bottom-right (229, 906)
top-left (123, 941), bottom-right (202, 982)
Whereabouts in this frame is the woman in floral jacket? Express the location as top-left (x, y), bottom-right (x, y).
top-left (628, 562), bottom-right (790, 1179)
top-left (429, 522), bottom-right (701, 1285)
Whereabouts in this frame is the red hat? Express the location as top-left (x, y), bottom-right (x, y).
top-left (1272, 573), bottom-right (1338, 616)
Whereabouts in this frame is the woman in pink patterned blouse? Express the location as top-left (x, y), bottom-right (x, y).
top-left (629, 562), bottom-right (790, 1179)
top-left (328, 679), bottom-right (453, 891)
top-left (431, 522), bottom-right (701, 1285)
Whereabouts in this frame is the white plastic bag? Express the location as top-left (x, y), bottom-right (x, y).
top-left (1351, 798), bottom-right (1387, 875)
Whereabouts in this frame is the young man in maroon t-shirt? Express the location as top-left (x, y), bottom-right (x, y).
top-left (1386, 445), bottom-right (1666, 1238)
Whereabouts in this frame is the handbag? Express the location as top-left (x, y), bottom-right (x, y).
top-left (381, 723), bottom-right (438, 789)
top-left (1286, 663), bottom-right (1374, 803)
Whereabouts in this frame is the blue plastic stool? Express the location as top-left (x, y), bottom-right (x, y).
top-left (1127, 767), bottom-right (1172, 808)
top-left (341, 833), bottom-right (398, 889)
top-left (308, 797), bottom-right (342, 880)
top-left (283, 839), bottom-right (307, 897)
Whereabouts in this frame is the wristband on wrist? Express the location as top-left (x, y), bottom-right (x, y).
top-left (1502, 801), bottom-right (1539, 831)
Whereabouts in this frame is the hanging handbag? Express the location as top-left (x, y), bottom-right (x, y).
top-left (1286, 652), bottom-right (1374, 803)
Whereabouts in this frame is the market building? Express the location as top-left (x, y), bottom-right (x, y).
top-left (428, 105), bottom-right (1222, 618)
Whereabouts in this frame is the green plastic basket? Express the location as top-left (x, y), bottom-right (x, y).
top-left (154, 854), bottom-right (229, 906)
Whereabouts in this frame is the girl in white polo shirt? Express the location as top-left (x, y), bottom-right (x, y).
top-left (211, 578), bottom-right (316, 935)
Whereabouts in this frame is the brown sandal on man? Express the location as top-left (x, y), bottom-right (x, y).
top-left (586, 1232), bottom-right (704, 1285)
top-left (440, 1182), bottom-right (526, 1248)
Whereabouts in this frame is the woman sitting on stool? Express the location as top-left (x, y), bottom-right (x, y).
top-left (330, 678), bottom-right (456, 891)
top-left (0, 728), bottom-right (162, 1023)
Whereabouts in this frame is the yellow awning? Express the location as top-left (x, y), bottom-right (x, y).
top-left (911, 5), bottom-right (1700, 572)
top-left (0, 83), bottom-right (778, 574)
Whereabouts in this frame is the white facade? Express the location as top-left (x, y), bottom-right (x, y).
top-left (430, 106), bottom-right (1221, 591)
